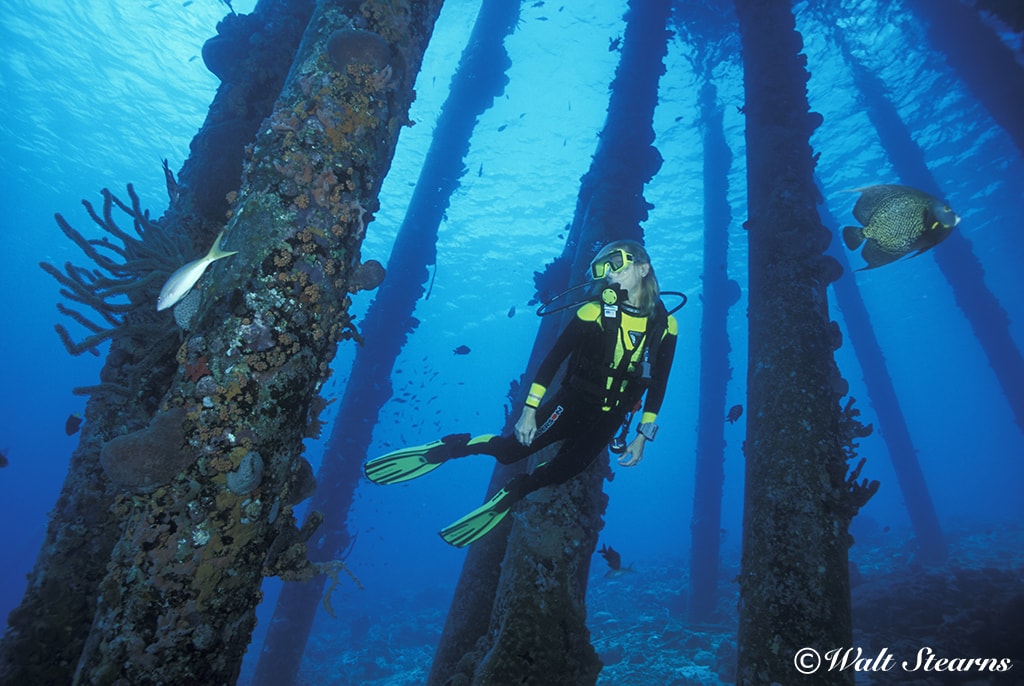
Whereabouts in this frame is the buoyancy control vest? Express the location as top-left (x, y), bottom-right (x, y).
top-left (567, 285), bottom-right (669, 411)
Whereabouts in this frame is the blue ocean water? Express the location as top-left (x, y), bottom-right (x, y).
top-left (0, 0), bottom-right (257, 629)
top-left (1, 0), bottom-right (1022, 684)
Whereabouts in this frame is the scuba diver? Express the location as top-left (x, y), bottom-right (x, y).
top-left (363, 240), bottom-right (679, 547)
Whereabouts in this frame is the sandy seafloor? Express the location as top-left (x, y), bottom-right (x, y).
top-left (277, 520), bottom-right (1024, 686)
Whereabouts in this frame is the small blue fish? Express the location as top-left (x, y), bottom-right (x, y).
top-left (605, 565), bottom-right (635, 579)
top-left (598, 544), bottom-right (634, 577)
top-left (65, 413), bottom-right (83, 436)
top-left (598, 544), bottom-right (621, 570)
top-left (157, 230), bottom-right (237, 311)
top-left (726, 404), bottom-right (743, 424)
top-left (453, 345), bottom-right (471, 355)
top-left (507, 306), bottom-right (516, 318)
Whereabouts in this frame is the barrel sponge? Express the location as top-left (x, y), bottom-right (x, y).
top-left (226, 451), bottom-right (264, 495)
top-left (348, 259), bottom-right (385, 292)
top-left (326, 28), bottom-right (391, 72)
top-left (100, 407), bottom-right (191, 491)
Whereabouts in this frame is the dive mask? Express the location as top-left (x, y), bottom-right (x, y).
top-left (590, 248), bottom-right (634, 279)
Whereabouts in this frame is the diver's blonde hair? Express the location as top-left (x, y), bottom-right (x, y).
top-left (592, 240), bottom-right (661, 316)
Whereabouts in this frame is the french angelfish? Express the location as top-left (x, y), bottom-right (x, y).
top-left (841, 184), bottom-right (960, 270)
top-left (156, 230), bottom-right (238, 311)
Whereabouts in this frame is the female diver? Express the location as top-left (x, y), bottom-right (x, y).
top-left (363, 240), bottom-right (678, 547)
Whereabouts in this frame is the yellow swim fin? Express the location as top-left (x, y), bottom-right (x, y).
top-left (364, 439), bottom-right (449, 485)
top-left (363, 433), bottom-right (496, 485)
top-left (439, 485), bottom-right (516, 547)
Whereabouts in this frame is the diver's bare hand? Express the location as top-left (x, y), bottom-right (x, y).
top-left (515, 407), bottom-right (538, 446)
top-left (617, 435), bottom-right (646, 467)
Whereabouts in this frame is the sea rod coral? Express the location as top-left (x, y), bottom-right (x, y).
top-left (39, 184), bottom-right (193, 404)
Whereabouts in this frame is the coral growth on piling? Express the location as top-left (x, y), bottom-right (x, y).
top-left (70, 2), bottom-right (442, 682)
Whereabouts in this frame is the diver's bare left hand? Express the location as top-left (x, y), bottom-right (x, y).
top-left (618, 436), bottom-right (645, 467)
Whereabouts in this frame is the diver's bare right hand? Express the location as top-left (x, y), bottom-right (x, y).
top-left (515, 407), bottom-right (538, 446)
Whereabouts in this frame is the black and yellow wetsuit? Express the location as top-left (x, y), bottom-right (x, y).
top-left (446, 296), bottom-right (678, 500)
top-left (363, 291), bottom-right (681, 545)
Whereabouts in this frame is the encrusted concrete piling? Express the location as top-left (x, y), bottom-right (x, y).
top-left (68, 2), bottom-right (442, 683)
top-left (733, 0), bottom-right (877, 684)
top-left (256, 1), bottom-right (524, 683)
top-left (437, 0), bottom-right (673, 683)
top-left (0, 5), bottom-right (315, 683)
